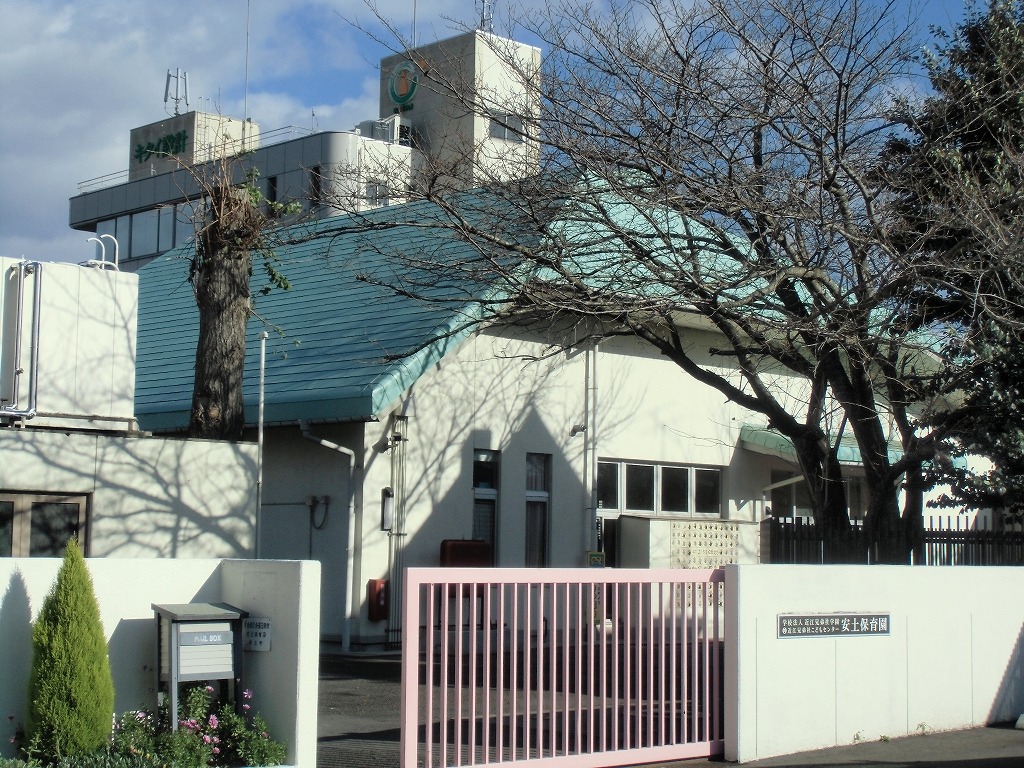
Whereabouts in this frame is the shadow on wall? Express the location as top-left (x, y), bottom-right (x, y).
top-left (0, 571), bottom-right (32, 744)
top-left (990, 622), bottom-right (1024, 723)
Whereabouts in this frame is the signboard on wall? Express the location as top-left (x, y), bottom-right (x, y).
top-left (778, 613), bottom-right (890, 638)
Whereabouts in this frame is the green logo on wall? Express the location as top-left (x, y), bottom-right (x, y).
top-left (388, 61), bottom-right (419, 106)
top-left (134, 130), bottom-right (189, 164)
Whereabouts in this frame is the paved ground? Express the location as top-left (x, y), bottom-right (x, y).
top-left (316, 652), bottom-right (1024, 768)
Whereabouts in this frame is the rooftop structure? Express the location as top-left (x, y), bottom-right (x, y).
top-left (67, 30), bottom-right (540, 272)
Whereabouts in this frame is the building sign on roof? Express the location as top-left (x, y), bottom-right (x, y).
top-left (778, 613), bottom-right (890, 638)
top-left (388, 61), bottom-right (419, 107)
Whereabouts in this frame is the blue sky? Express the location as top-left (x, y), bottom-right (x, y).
top-left (0, 0), bottom-right (972, 263)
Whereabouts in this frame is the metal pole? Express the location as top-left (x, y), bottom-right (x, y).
top-left (256, 330), bottom-right (268, 558)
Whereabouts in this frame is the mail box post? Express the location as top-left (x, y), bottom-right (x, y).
top-left (152, 603), bottom-right (247, 730)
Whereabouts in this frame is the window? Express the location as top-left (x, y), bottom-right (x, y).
top-left (365, 182), bottom-right (390, 208)
top-left (309, 166), bottom-right (323, 207)
top-left (598, 460), bottom-right (723, 517)
top-left (525, 453), bottom-right (551, 566)
top-left (472, 449), bottom-right (499, 561)
top-left (769, 470), bottom-right (813, 519)
top-left (488, 112), bottom-right (525, 143)
top-left (131, 209), bottom-right (159, 257)
top-left (0, 494), bottom-right (88, 557)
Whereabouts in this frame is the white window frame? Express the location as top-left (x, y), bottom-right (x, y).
top-left (597, 460), bottom-right (723, 518)
top-left (472, 449), bottom-right (500, 560)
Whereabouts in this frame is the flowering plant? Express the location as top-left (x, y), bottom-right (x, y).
top-left (110, 685), bottom-right (286, 767)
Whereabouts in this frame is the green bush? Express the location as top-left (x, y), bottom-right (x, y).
top-left (25, 539), bottom-right (115, 763)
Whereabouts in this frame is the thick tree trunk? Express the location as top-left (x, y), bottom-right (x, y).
top-left (188, 243), bottom-right (250, 441)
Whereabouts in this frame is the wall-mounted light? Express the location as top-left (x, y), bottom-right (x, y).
top-left (570, 424), bottom-right (587, 437)
top-left (381, 487), bottom-right (395, 531)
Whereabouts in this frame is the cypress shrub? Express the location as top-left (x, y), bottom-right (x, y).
top-left (25, 539), bottom-right (115, 763)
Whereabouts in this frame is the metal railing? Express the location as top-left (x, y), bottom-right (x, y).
top-left (401, 567), bottom-right (725, 768)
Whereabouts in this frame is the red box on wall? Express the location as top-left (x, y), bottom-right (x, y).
top-left (367, 578), bottom-right (388, 621)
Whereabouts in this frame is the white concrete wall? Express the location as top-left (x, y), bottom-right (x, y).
top-left (0, 557), bottom-right (319, 768)
top-left (0, 429), bottom-right (257, 557)
top-left (725, 564), bottom-right (1024, 763)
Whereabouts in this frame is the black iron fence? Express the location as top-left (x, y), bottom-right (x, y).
top-left (763, 516), bottom-right (1024, 565)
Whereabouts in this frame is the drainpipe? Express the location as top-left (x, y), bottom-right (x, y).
top-left (2, 261), bottom-right (42, 421)
top-left (299, 420), bottom-right (358, 653)
top-left (255, 331), bottom-right (268, 558)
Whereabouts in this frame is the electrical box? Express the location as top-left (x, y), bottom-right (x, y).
top-left (367, 578), bottom-right (389, 621)
top-left (152, 602), bottom-right (247, 730)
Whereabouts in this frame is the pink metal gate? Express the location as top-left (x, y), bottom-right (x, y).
top-left (401, 567), bottom-right (725, 768)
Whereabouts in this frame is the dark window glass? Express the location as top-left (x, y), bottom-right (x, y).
top-left (29, 502), bottom-right (81, 557)
top-left (597, 462), bottom-right (619, 509)
top-left (694, 469), bottom-right (721, 515)
top-left (625, 464), bottom-right (655, 510)
top-left (661, 466), bottom-right (689, 513)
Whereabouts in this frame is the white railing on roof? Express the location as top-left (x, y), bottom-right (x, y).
top-left (75, 125), bottom-right (318, 195)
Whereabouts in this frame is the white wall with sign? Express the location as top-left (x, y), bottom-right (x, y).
top-left (0, 558), bottom-right (319, 768)
top-left (725, 564), bottom-right (1024, 763)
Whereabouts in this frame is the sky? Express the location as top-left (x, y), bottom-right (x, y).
top-left (0, 0), bottom-right (972, 264)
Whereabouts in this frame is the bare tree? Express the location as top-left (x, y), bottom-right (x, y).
top-left (330, 0), bottom-right (1013, 560)
top-left (187, 156), bottom-right (293, 440)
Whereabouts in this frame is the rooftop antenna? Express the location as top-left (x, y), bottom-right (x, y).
top-left (477, 0), bottom-right (494, 33)
top-left (164, 68), bottom-right (190, 115)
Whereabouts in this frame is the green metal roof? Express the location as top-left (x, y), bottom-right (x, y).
top-left (134, 198), bottom-right (501, 431)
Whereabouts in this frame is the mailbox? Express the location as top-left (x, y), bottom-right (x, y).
top-left (153, 602), bottom-right (247, 730)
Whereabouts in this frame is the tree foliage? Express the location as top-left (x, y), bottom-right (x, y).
top-left (884, 0), bottom-right (1024, 523)
top-left (26, 539), bottom-right (115, 763)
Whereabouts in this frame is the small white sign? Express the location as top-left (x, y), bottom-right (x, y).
top-left (243, 618), bottom-right (272, 652)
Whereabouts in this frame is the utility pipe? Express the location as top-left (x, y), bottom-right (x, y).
top-left (299, 420), bottom-right (358, 653)
top-left (1, 261), bottom-right (42, 421)
top-left (255, 331), bottom-right (268, 558)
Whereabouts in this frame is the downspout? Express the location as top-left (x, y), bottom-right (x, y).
top-left (255, 331), bottom-right (268, 558)
top-left (589, 343), bottom-right (600, 550)
top-left (2, 261), bottom-right (42, 421)
top-left (299, 420), bottom-right (358, 653)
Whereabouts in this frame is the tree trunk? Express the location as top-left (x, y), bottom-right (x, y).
top-left (188, 243), bottom-right (250, 441)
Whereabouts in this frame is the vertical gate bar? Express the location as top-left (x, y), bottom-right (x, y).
top-left (547, 582), bottom-right (556, 758)
top-left (647, 581), bottom-right (655, 748)
top-left (657, 581), bottom-right (665, 746)
top-left (712, 577), bottom-right (721, 740)
top-left (565, 585), bottom-right (573, 753)
top-left (575, 581), bottom-right (583, 756)
top-left (611, 580), bottom-right (620, 751)
top-left (701, 580), bottom-right (710, 743)
top-left (538, 582), bottom-right (547, 758)
top-left (401, 576), bottom-right (421, 768)
top-left (587, 582), bottom-right (596, 755)
top-left (425, 582), bottom-right (436, 768)
top-left (624, 581), bottom-right (632, 750)
top-left (483, 582), bottom-right (492, 763)
top-left (511, 583), bottom-right (520, 761)
top-left (440, 581), bottom-right (450, 768)
top-left (497, 584), bottom-right (505, 763)
top-left (455, 581), bottom-right (464, 765)
top-left (689, 580), bottom-right (697, 743)
top-left (469, 583), bottom-right (478, 765)
top-left (670, 580), bottom-right (678, 746)
top-left (524, 584), bottom-right (532, 758)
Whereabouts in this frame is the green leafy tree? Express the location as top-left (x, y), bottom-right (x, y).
top-left (26, 539), bottom-right (115, 763)
top-left (883, 0), bottom-right (1024, 524)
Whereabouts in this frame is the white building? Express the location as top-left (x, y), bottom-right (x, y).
top-left (67, 30), bottom-right (540, 271)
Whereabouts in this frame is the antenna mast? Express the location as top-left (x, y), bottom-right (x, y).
top-left (478, 0), bottom-right (494, 33)
top-left (164, 68), bottom-right (190, 115)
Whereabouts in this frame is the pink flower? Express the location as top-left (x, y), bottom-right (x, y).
top-left (213, 747), bottom-right (220, 755)
top-left (204, 686), bottom-right (214, 693)
top-left (208, 714), bottom-right (219, 729)
top-left (243, 688), bottom-right (254, 699)
top-left (242, 703), bottom-right (251, 711)
top-left (203, 734), bottom-right (212, 744)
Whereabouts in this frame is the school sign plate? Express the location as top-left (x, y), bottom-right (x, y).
top-left (778, 613), bottom-right (891, 638)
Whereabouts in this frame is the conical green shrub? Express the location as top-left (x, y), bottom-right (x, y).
top-left (26, 539), bottom-right (114, 763)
